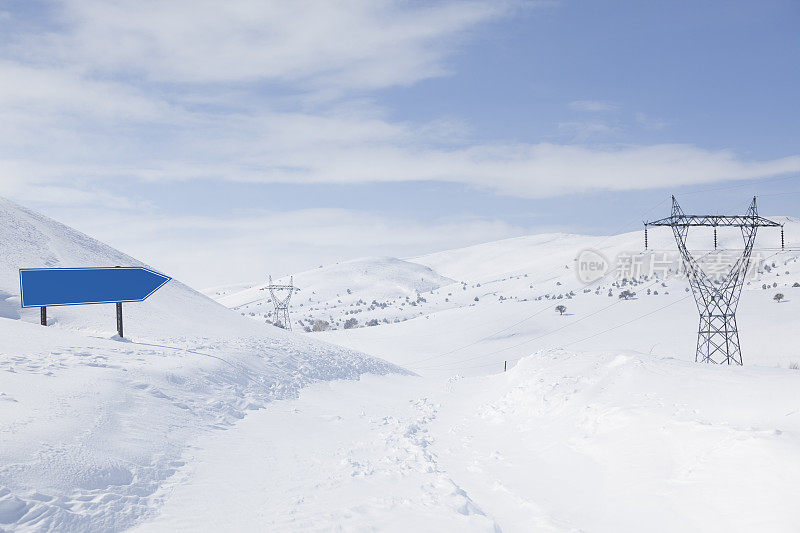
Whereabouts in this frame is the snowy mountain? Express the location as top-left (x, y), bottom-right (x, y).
top-left (0, 198), bottom-right (402, 531)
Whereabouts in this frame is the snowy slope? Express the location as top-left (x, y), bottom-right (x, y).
top-left (134, 348), bottom-right (800, 532)
top-left (199, 212), bottom-right (800, 377)
top-left (305, 220), bottom-right (800, 376)
top-left (134, 210), bottom-right (800, 531)
top-left (0, 198), bottom-right (403, 531)
top-left (207, 217), bottom-right (799, 347)
top-left (208, 257), bottom-right (454, 331)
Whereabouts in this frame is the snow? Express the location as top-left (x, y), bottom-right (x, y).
top-left (134, 349), bottom-right (800, 532)
top-left (182, 213), bottom-right (800, 531)
top-left (5, 195), bottom-right (800, 531)
top-left (134, 374), bottom-right (499, 532)
top-left (305, 221), bottom-right (800, 376)
top-left (213, 256), bottom-right (453, 331)
top-left (214, 256), bottom-right (453, 306)
top-left (0, 198), bottom-right (402, 531)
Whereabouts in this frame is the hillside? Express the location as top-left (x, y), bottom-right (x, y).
top-left (135, 348), bottom-right (800, 532)
top-left (159, 215), bottom-right (800, 531)
top-left (7, 197), bottom-right (800, 531)
top-left (0, 198), bottom-right (402, 531)
top-left (206, 257), bottom-right (454, 331)
top-left (208, 218), bottom-right (800, 375)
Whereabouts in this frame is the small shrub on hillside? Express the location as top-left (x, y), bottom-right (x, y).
top-left (312, 319), bottom-right (330, 332)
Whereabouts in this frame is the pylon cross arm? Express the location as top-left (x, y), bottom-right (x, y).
top-left (646, 214), bottom-right (780, 227)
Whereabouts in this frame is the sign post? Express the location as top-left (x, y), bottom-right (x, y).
top-left (116, 302), bottom-right (123, 337)
top-left (20, 267), bottom-right (171, 338)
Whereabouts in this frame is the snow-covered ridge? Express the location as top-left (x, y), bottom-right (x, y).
top-left (0, 198), bottom-right (404, 531)
top-left (211, 218), bottom-right (800, 344)
top-left (208, 256), bottom-right (454, 331)
top-left (143, 220), bottom-right (800, 530)
top-left (289, 217), bottom-right (800, 376)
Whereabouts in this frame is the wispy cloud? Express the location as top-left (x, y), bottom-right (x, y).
top-left (30, 0), bottom-right (510, 91)
top-left (1, 108), bottom-right (799, 201)
top-left (0, 1), bottom-right (796, 286)
top-left (45, 206), bottom-right (531, 287)
top-left (0, 1), bottom-right (797, 208)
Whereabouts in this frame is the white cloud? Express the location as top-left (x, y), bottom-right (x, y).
top-left (0, 1), bottom-right (795, 205)
top-left (0, 0), bottom-right (796, 287)
top-left (0, 61), bottom-right (172, 120)
top-left (2, 106), bottom-right (799, 201)
top-left (33, 0), bottom-right (510, 90)
top-left (41, 206), bottom-right (531, 287)
top-left (0, 2), bottom-right (796, 256)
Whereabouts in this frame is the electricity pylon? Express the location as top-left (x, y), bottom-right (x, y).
top-left (645, 196), bottom-right (782, 365)
top-left (266, 275), bottom-right (299, 330)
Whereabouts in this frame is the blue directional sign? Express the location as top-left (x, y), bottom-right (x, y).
top-left (19, 267), bottom-right (171, 308)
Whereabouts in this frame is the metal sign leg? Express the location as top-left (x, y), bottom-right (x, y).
top-left (116, 302), bottom-right (123, 338)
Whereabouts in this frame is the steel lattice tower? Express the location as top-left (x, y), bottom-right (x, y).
top-left (266, 275), bottom-right (298, 330)
top-left (645, 196), bottom-right (781, 365)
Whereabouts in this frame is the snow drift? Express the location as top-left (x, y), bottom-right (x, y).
top-left (0, 198), bottom-right (403, 531)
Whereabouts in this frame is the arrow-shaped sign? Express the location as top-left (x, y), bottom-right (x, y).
top-left (19, 267), bottom-right (171, 308)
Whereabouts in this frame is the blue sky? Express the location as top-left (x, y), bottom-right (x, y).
top-left (0, 1), bottom-right (798, 286)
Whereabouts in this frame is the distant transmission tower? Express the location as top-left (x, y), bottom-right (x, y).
top-left (645, 196), bottom-right (782, 365)
top-left (266, 275), bottom-right (299, 330)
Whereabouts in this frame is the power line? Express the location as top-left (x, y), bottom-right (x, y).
top-left (434, 294), bottom-right (695, 373)
top-left (406, 254), bottom-right (640, 366)
top-left (416, 273), bottom-right (681, 370)
top-left (561, 294), bottom-right (691, 347)
top-left (405, 196), bottom-right (674, 366)
top-left (416, 247), bottom-right (788, 372)
top-left (442, 247), bottom-right (784, 373)
top-left (425, 247), bottom-right (780, 370)
top-left (412, 187), bottom-right (796, 369)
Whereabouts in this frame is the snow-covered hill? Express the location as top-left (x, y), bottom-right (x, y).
top-left (155, 215), bottom-right (800, 531)
top-left (208, 217), bottom-right (800, 375)
top-left (0, 198), bottom-right (402, 531)
top-left (206, 257), bottom-right (454, 331)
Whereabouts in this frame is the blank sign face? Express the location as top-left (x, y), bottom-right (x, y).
top-left (20, 267), bottom-right (171, 308)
